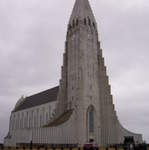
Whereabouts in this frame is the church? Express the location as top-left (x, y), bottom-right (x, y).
top-left (4, 0), bottom-right (142, 147)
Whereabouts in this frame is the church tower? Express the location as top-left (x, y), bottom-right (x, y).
top-left (54, 0), bottom-right (142, 146)
top-left (55, 0), bottom-right (101, 144)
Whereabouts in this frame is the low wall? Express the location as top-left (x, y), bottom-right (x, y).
top-left (0, 145), bottom-right (149, 150)
top-left (0, 147), bottom-right (149, 150)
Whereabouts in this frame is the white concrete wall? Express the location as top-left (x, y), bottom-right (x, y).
top-left (118, 121), bottom-right (143, 144)
top-left (4, 101), bottom-right (57, 146)
top-left (5, 111), bottom-right (76, 146)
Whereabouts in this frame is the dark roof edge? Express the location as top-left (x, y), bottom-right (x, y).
top-left (26, 86), bottom-right (59, 99)
top-left (12, 86), bottom-right (59, 113)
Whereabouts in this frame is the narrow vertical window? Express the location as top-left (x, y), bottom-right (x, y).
top-left (72, 19), bottom-right (75, 27)
top-left (40, 115), bottom-right (42, 127)
top-left (84, 18), bottom-right (87, 25)
top-left (46, 113), bottom-right (48, 124)
top-left (93, 22), bottom-right (95, 28)
top-left (68, 24), bottom-right (72, 30)
top-left (76, 19), bottom-right (79, 26)
top-left (89, 109), bottom-right (94, 132)
top-left (88, 17), bottom-right (91, 26)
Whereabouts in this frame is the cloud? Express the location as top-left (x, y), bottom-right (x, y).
top-left (0, 0), bottom-right (149, 143)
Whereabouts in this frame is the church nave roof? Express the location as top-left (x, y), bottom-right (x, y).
top-left (13, 86), bottom-right (59, 112)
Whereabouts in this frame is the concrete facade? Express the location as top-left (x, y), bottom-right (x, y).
top-left (4, 0), bottom-right (142, 147)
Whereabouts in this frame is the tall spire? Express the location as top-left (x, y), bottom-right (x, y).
top-left (69, 0), bottom-right (96, 24)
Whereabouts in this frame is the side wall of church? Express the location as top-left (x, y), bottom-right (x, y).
top-left (10, 101), bottom-right (57, 132)
top-left (5, 112), bottom-right (76, 146)
top-left (97, 46), bottom-right (143, 146)
top-left (4, 101), bottom-right (60, 146)
top-left (117, 121), bottom-right (143, 144)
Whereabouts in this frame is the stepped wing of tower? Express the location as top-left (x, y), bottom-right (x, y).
top-left (69, 0), bottom-right (96, 23)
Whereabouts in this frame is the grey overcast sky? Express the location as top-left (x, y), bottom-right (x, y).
top-left (0, 0), bottom-right (149, 143)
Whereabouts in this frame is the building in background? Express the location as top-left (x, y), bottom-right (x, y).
top-left (4, 0), bottom-right (142, 147)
